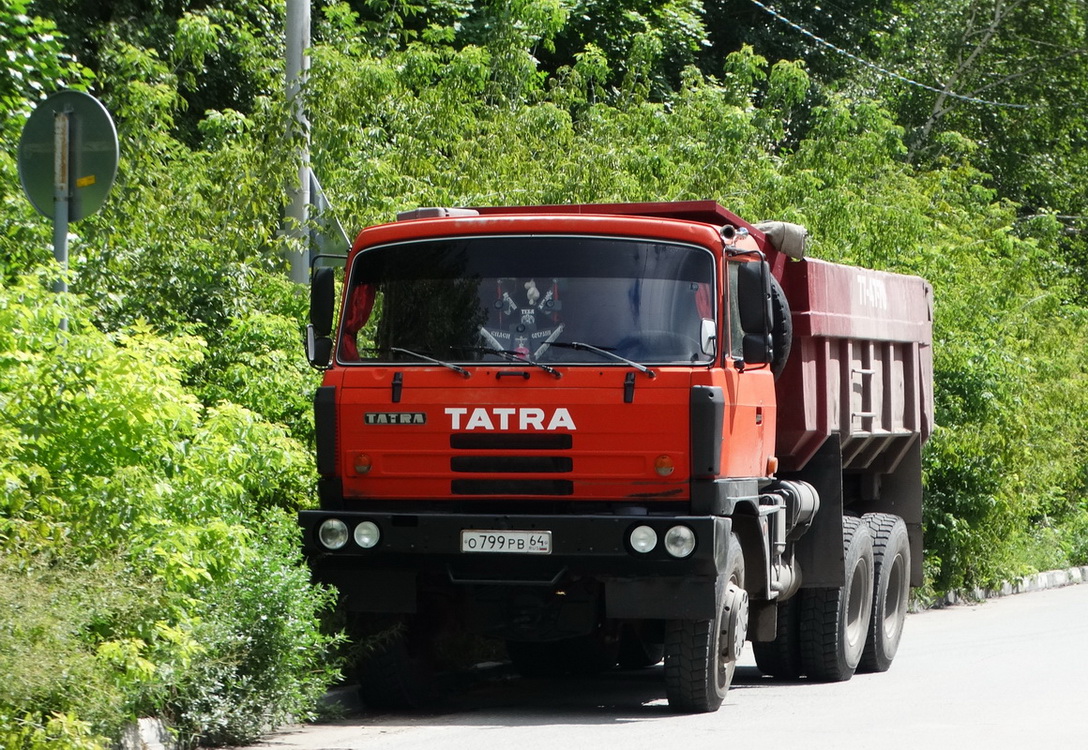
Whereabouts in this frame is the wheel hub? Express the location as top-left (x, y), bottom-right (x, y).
top-left (723, 582), bottom-right (749, 661)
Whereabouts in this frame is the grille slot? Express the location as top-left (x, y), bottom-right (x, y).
top-left (451, 456), bottom-right (572, 473)
top-left (452, 479), bottom-right (574, 496)
top-left (451, 434), bottom-right (572, 450)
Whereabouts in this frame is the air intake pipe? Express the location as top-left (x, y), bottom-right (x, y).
top-left (761, 480), bottom-right (821, 599)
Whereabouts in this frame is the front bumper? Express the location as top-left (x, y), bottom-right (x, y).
top-left (299, 510), bottom-right (735, 619)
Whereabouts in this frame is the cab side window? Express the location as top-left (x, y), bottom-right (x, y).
top-left (727, 263), bottom-right (745, 360)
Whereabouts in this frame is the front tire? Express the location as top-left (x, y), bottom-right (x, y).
top-left (858, 513), bottom-right (911, 673)
top-left (664, 532), bottom-right (747, 712)
top-left (356, 623), bottom-right (441, 710)
top-left (799, 516), bottom-right (874, 682)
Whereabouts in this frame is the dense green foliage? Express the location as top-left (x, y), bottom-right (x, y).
top-left (3, 0), bottom-right (1088, 745)
top-left (0, 275), bottom-right (339, 747)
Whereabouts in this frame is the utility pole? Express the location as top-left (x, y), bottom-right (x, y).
top-left (285, 0), bottom-right (311, 284)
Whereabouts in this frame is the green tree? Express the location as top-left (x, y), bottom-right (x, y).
top-left (541, 0), bottom-right (709, 93)
top-left (32, 0), bottom-right (284, 145)
top-left (876, 1), bottom-right (1088, 212)
top-left (1, 0), bottom-right (91, 136)
top-left (702, 0), bottom-right (897, 82)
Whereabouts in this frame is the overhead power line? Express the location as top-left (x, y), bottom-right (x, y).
top-left (747, 0), bottom-right (1031, 109)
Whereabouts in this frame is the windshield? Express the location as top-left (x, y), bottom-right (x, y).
top-left (338, 234), bottom-right (716, 365)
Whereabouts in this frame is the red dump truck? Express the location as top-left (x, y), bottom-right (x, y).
top-left (300, 201), bottom-right (933, 712)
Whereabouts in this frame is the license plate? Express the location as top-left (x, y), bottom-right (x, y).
top-left (461, 530), bottom-right (552, 554)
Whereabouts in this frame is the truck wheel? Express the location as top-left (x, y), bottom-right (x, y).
top-left (858, 513), bottom-right (911, 673)
top-left (357, 629), bottom-right (441, 710)
top-left (752, 594), bottom-right (802, 679)
top-left (799, 516), bottom-right (874, 682)
top-left (617, 621), bottom-right (665, 668)
top-left (664, 533), bottom-right (747, 712)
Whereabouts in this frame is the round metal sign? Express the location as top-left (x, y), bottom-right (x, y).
top-left (18, 90), bottom-right (119, 221)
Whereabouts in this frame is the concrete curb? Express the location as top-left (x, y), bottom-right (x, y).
top-left (923, 565), bottom-right (1088, 609)
top-left (119, 717), bottom-right (174, 750)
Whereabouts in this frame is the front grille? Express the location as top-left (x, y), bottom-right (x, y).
top-left (451, 479), bottom-right (574, 495)
top-left (450, 432), bottom-right (574, 495)
top-left (450, 434), bottom-right (573, 450)
top-left (451, 456), bottom-right (573, 473)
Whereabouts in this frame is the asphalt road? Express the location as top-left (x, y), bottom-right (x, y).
top-left (242, 583), bottom-right (1088, 750)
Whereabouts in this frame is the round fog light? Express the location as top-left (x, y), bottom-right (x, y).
top-left (354, 521), bottom-right (380, 549)
top-left (664, 525), bottom-right (696, 558)
top-left (654, 455), bottom-right (675, 477)
top-left (317, 518), bottom-right (349, 550)
top-left (629, 525), bottom-right (658, 554)
top-left (353, 453), bottom-right (372, 475)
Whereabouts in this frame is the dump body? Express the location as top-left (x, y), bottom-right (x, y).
top-left (299, 201), bottom-right (934, 710)
top-left (772, 257), bottom-right (933, 585)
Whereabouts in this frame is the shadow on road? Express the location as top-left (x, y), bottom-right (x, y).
top-left (341, 663), bottom-right (809, 727)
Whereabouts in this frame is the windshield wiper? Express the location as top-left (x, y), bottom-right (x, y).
top-left (466, 345), bottom-right (562, 379)
top-left (548, 342), bottom-right (656, 378)
top-left (390, 347), bottom-right (470, 378)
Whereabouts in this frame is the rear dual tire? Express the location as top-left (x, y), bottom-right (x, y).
top-left (752, 593), bottom-right (802, 679)
top-left (755, 513), bottom-right (911, 682)
top-left (858, 513), bottom-right (911, 673)
top-left (798, 516), bottom-right (874, 682)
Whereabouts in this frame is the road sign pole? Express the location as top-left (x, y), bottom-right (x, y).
top-left (52, 110), bottom-right (71, 295)
top-left (52, 109), bottom-right (72, 331)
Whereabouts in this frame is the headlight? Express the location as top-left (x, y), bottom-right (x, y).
top-left (664, 525), bottom-right (696, 558)
top-left (354, 521), bottom-right (380, 549)
top-left (629, 525), bottom-right (658, 554)
top-left (317, 518), bottom-right (349, 550)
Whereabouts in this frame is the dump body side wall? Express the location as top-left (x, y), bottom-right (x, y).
top-left (774, 257), bottom-right (934, 474)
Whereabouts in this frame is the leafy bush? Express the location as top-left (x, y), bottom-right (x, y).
top-left (164, 513), bottom-right (341, 748)
top-left (1061, 508), bottom-right (1088, 567)
top-left (0, 712), bottom-right (107, 750)
top-left (0, 556), bottom-right (135, 743)
top-left (194, 309), bottom-right (316, 445)
top-left (0, 275), bottom-right (339, 747)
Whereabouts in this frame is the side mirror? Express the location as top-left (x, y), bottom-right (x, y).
top-left (736, 261), bottom-right (772, 366)
top-left (306, 325), bottom-right (334, 368)
top-left (308, 267), bottom-right (336, 368)
top-left (310, 267), bottom-right (335, 336)
top-left (700, 318), bottom-right (717, 356)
